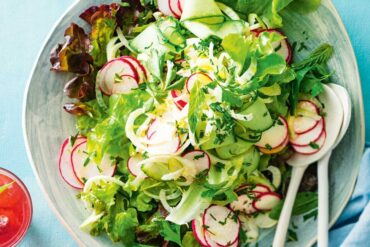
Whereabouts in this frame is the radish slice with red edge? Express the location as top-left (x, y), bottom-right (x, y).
top-left (111, 74), bottom-right (138, 94)
top-left (290, 117), bottom-right (325, 146)
top-left (182, 150), bottom-right (211, 173)
top-left (186, 73), bottom-right (213, 93)
top-left (71, 141), bottom-right (116, 184)
top-left (120, 56), bottom-right (147, 83)
top-left (293, 100), bottom-right (320, 134)
top-left (255, 116), bottom-right (288, 149)
top-left (127, 155), bottom-right (147, 178)
top-left (252, 192), bottom-right (281, 211)
top-left (230, 195), bottom-right (257, 214)
top-left (236, 184), bottom-right (271, 194)
top-left (178, 0), bottom-right (184, 12)
top-left (59, 136), bottom-right (86, 189)
top-left (192, 218), bottom-right (209, 247)
top-left (158, 0), bottom-right (174, 16)
top-left (293, 116), bottom-right (320, 134)
top-left (96, 57), bottom-right (138, 95)
top-left (259, 135), bottom-right (289, 155)
top-left (168, 0), bottom-right (182, 18)
top-left (292, 131), bottom-right (326, 155)
top-left (171, 90), bottom-right (188, 110)
top-left (203, 205), bottom-right (240, 247)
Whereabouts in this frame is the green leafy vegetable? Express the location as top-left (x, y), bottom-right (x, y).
top-left (158, 221), bottom-right (183, 246)
top-left (182, 231), bottom-right (201, 247)
top-left (269, 192), bottom-right (318, 220)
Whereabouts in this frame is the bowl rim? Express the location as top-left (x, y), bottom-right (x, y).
top-left (22, 0), bottom-right (365, 246)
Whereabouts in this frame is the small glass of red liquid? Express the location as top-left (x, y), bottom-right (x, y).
top-left (0, 168), bottom-right (32, 247)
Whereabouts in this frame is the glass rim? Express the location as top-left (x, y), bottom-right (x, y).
top-left (0, 167), bottom-right (33, 247)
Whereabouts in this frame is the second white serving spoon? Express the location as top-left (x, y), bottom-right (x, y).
top-left (317, 83), bottom-right (352, 247)
top-left (272, 84), bottom-right (344, 247)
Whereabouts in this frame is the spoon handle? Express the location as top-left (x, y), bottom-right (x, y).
top-left (317, 151), bottom-right (332, 247)
top-left (273, 166), bottom-right (307, 247)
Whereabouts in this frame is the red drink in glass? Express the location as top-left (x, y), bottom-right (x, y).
top-left (0, 168), bottom-right (32, 247)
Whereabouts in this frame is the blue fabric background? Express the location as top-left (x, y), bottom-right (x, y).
top-left (0, 0), bottom-right (368, 246)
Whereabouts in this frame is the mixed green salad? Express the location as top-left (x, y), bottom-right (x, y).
top-left (51, 0), bottom-right (334, 246)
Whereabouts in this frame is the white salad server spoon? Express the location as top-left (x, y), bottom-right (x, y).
top-left (272, 84), bottom-right (344, 247)
top-left (317, 83), bottom-right (352, 247)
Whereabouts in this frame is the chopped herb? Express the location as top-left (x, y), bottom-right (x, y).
top-left (210, 213), bottom-right (217, 221)
top-left (309, 142), bottom-right (320, 149)
top-left (214, 162), bottom-right (225, 172)
top-left (303, 209), bottom-right (318, 221)
top-left (194, 153), bottom-right (205, 160)
top-left (83, 157), bottom-right (90, 167)
top-left (70, 133), bottom-right (79, 146)
top-left (265, 144), bottom-right (273, 150)
top-left (287, 229), bottom-right (298, 242)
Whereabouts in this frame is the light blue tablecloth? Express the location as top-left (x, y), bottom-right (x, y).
top-left (0, 0), bottom-right (368, 246)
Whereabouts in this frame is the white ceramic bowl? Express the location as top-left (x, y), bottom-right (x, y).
top-left (23, 0), bottom-right (365, 246)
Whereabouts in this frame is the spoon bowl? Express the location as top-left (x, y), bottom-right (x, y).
top-left (273, 84), bottom-right (344, 247)
top-left (317, 83), bottom-right (352, 247)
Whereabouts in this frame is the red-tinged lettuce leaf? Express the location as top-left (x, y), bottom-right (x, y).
top-left (50, 23), bottom-right (92, 74)
top-left (90, 17), bottom-right (117, 67)
top-left (63, 75), bottom-right (95, 101)
top-left (80, 4), bottom-right (120, 67)
top-left (116, 0), bottom-right (145, 35)
top-left (79, 3), bottom-right (120, 25)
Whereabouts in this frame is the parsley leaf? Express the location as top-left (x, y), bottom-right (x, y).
top-left (158, 220), bottom-right (183, 246)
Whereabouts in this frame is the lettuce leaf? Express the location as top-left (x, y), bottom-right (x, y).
top-left (50, 23), bottom-right (92, 74)
top-left (217, 0), bottom-right (321, 27)
top-left (87, 90), bottom-right (150, 162)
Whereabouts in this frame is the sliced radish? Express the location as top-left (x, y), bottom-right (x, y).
top-left (147, 135), bottom-right (181, 155)
top-left (259, 135), bottom-right (288, 155)
top-left (96, 57), bottom-right (138, 95)
top-left (59, 136), bottom-right (86, 189)
top-left (169, 0), bottom-right (182, 18)
top-left (192, 218), bottom-right (209, 247)
top-left (178, 0), bottom-right (184, 12)
top-left (158, 0), bottom-right (174, 16)
top-left (171, 90), bottom-right (188, 110)
top-left (120, 56), bottom-right (147, 84)
top-left (292, 131), bottom-right (326, 155)
top-left (293, 116), bottom-right (319, 135)
top-left (297, 100), bottom-right (319, 114)
top-left (203, 205), bottom-right (240, 246)
top-left (230, 195), bottom-right (257, 214)
top-left (255, 116), bottom-right (288, 149)
top-left (252, 192), bottom-right (281, 211)
top-left (146, 118), bottom-right (178, 145)
top-left (182, 150), bottom-right (211, 173)
top-left (111, 74), bottom-right (138, 94)
top-left (71, 141), bottom-right (116, 184)
top-left (237, 184), bottom-right (271, 194)
top-left (290, 118), bottom-right (325, 146)
top-left (186, 73), bottom-right (213, 93)
top-left (292, 100), bottom-right (320, 134)
top-left (127, 155), bottom-right (147, 178)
